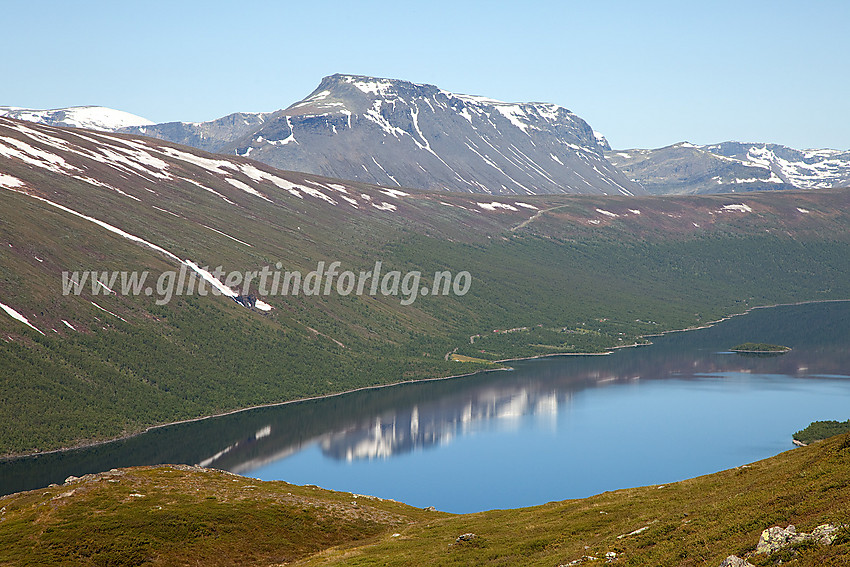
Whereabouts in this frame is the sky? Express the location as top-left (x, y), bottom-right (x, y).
top-left (1, 0), bottom-right (848, 150)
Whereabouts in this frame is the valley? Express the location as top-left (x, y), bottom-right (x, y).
top-left (3, 2), bottom-right (849, 564)
top-left (2, 116), bottom-right (850, 457)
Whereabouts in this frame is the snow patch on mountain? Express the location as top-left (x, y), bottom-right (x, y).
top-left (0, 173), bottom-right (24, 189)
top-left (345, 76), bottom-right (398, 97)
top-left (722, 203), bottom-right (753, 213)
top-left (478, 201), bottom-right (519, 212)
top-left (381, 188), bottom-right (409, 198)
top-left (224, 177), bottom-right (272, 202)
top-left (2, 118), bottom-right (172, 185)
top-left (299, 184), bottom-right (338, 205)
top-left (158, 146), bottom-right (236, 176)
top-left (183, 178), bottom-right (235, 204)
top-left (0, 301), bottom-right (44, 335)
top-left (0, 133), bottom-right (82, 175)
top-left (3, 181), bottom-right (274, 314)
top-left (90, 301), bottom-right (127, 322)
top-left (202, 225), bottom-right (252, 247)
top-left (2, 186), bottom-right (181, 262)
top-left (593, 131), bottom-right (609, 150)
top-left (493, 104), bottom-right (532, 134)
top-left (0, 106), bottom-right (153, 131)
top-left (183, 261), bottom-right (271, 311)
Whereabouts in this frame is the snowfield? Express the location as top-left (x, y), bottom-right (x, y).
top-left (0, 106), bottom-right (154, 131)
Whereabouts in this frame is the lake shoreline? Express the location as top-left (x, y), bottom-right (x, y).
top-left (0, 366), bottom-right (514, 462)
top-left (4, 297), bottom-right (849, 462)
top-left (495, 298), bottom-right (848, 364)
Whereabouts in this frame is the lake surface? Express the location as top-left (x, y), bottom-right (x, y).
top-left (2, 302), bottom-right (849, 513)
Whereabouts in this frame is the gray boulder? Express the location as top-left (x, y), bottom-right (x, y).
top-left (756, 523), bottom-right (846, 554)
top-left (811, 523), bottom-right (846, 545)
top-left (757, 524), bottom-right (804, 554)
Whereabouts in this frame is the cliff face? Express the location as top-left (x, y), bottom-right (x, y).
top-left (219, 74), bottom-right (641, 196)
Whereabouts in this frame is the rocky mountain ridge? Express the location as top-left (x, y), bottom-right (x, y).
top-left (125, 74), bottom-right (642, 196)
top-left (5, 77), bottom-right (849, 196)
top-left (608, 141), bottom-right (850, 195)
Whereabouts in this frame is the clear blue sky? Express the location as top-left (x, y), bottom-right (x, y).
top-left (2, 0), bottom-right (848, 150)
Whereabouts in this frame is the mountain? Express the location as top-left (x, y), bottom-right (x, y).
top-left (123, 74), bottom-right (642, 196)
top-left (0, 106), bottom-right (153, 131)
top-left (123, 111), bottom-right (273, 153)
top-left (6, 87), bottom-right (849, 198)
top-left (0, 106), bottom-right (273, 155)
top-left (607, 141), bottom-right (850, 195)
top-left (3, 115), bottom-right (850, 456)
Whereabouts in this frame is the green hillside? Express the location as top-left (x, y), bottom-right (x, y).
top-left (2, 117), bottom-right (850, 455)
top-left (795, 420), bottom-right (850, 445)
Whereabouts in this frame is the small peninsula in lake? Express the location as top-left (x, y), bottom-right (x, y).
top-left (730, 342), bottom-right (792, 354)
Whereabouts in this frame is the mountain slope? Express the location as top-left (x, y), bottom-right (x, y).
top-left (0, 106), bottom-right (153, 131)
top-left (122, 111), bottom-right (273, 153)
top-left (126, 74), bottom-right (642, 196)
top-left (608, 141), bottom-right (850, 195)
top-left (3, 116), bottom-right (850, 456)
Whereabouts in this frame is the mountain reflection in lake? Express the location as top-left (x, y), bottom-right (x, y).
top-left (312, 384), bottom-right (559, 462)
top-left (3, 302), bottom-right (849, 512)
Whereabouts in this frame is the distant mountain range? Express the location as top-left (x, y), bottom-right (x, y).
top-left (127, 111), bottom-right (273, 154)
top-left (606, 142), bottom-right (850, 195)
top-left (4, 76), bottom-right (848, 195)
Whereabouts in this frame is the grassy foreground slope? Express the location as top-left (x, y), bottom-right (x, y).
top-left (2, 434), bottom-right (849, 566)
top-left (2, 117), bottom-right (850, 455)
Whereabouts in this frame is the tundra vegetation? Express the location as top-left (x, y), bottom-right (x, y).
top-left (1, 434), bottom-right (849, 566)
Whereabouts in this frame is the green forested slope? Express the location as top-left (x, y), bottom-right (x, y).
top-left (2, 117), bottom-right (850, 455)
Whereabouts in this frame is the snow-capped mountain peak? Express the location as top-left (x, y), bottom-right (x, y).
top-left (223, 74), bottom-right (640, 196)
top-left (19, 75), bottom-right (635, 196)
top-left (0, 106), bottom-right (154, 132)
top-left (606, 140), bottom-right (850, 195)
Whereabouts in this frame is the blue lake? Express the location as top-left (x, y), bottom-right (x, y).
top-left (2, 302), bottom-right (849, 513)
